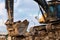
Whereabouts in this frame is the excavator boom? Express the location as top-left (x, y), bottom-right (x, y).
top-left (34, 0), bottom-right (48, 13)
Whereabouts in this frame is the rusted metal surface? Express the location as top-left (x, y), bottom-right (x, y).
top-left (7, 23), bottom-right (60, 40)
top-left (5, 20), bottom-right (29, 36)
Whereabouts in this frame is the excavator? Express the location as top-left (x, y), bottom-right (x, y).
top-left (35, 0), bottom-right (60, 23)
top-left (5, 0), bottom-right (29, 37)
top-left (5, 0), bottom-right (60, 40)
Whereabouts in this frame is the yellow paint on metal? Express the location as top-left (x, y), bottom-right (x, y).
top-left (38, 13), bottom-right (47, 23)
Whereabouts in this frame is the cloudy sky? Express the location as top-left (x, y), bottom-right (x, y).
top-left (0, 0), bottom-right (50, 33)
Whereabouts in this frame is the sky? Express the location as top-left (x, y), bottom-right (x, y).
top-left (0, 0), bottom-right (50, 33)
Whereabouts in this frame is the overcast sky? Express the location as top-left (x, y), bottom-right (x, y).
top-left (0, 0), bottom-right (51, 33)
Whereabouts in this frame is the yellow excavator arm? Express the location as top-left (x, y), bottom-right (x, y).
top-left (38, 13), bottom-right (47, 23)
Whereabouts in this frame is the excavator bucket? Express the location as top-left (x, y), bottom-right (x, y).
top-left (8, 20), bottom-right (29, 36)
